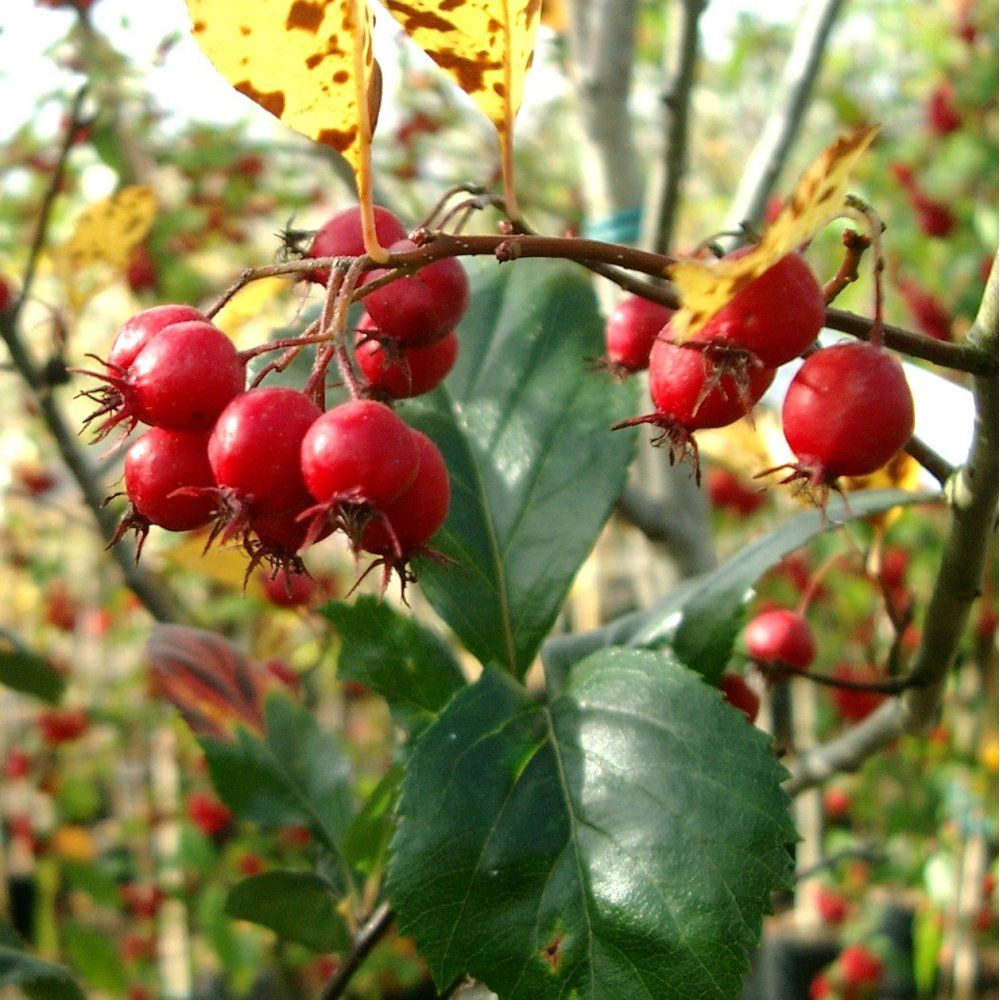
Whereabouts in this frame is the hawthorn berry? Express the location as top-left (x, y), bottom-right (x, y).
top-left (0, 275), bottom-right (13, 312)
top-left (82, 320), bottom-right (244, 440)
top-left (209, 387), bottom-right (322, 521)
top-left (186, 792), bottom-right (233, 838)
top-left (926, 82), bottom-right (961, 135)
top-left (354, 314), bottom-right (458, 399)
top-left (602, 294), bottom-right (674, 373)
top-left (780, 342), bottom-right (914, 483)
top-left (3, 750), bottom-right (32, 780)
top-left (123, 428), bottom-right (217, 532)
top-left (307, 204), bottom-right (407, 286)
top-left (261, 569), bottom-right (318, 608)
top-left (363, 239), bottom-right (470, 346)
top-left (719, 672), bottom-right (760, 723)
top-left (361, 429), bottom-right (450, 560)
top-left (693, 252), bottom-right (825, 367)
top-left (830, 665), bottom-right (887, 722)
top-left (106, 304), bottom-right (205, 373)
top-left (838, 945), bottom-right (884, 988)
top-left (707, 466), bottom-right (766, 517)
top-left (300, 399), bottom-right (420, 514)
top-left (125, 244), bottom-right (158, 294)
top-left (37, 707), bottom-right (88, 744)
top-left (897, 277), bottom-right (951, 341)
top-left (744, 608), bottom-right (816, 672)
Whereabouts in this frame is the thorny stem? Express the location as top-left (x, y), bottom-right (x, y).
top-left (317, 902), bottom-right (394, 1000)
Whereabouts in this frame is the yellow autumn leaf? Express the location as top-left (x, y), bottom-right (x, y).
top-left (383, 0), bottom-right (543, 216)
top-left (670, 124), bottom-right (879, 339)
top-left (50, 185), bottom-right (157, 313)
top-left (186, 0), bottom-right (387, 259)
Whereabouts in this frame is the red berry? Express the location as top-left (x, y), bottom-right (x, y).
top-left (44, 583), bottom-right (78, 632)
top-left (808, 973), bottom-right (832, 1000)
top-left (781, 342), bottom-right (914, 482)
top-left (186, 792), bottom-right (233, 837)
top-left (744, 608), bottom-right (816, 671)
top-left (719, 672), bottom-right (760, 723)
top-left (839, 945), bottom-right (884, 987)
top-left (830, 665), bottom-right (887, 722)
top-left (264, 658), bottom-right (302, 691)
top-left (262, 571), bottom-right (317, 608)
top-left (0, 275), bottom-right (13, 311)
top-left (3, 750), bottom-right (32, 779)
top-left (603, 295), bottom-right (674, 373)
top-left (879, 546), bottom-right (909, 590)
top-left (107, 305), bottom-right (205, 373)
top-left (300, 400), bottom-right (420, 509)
top-left (37, 707), bottom-right (88, 744)
top-left (307, 205), bottom-right (407, 285)
top-left (927, 82), bottom-right (961, 135)
top-left (125, 244), bottom-right (158, 294)
top-left (363, 239), bottom-right (470, 346)
top-left (649, 336), bottom-right (776, 429)
top-left (816, 887), bottom-right (848, 925)
top-left (354, 315), bottom-right (458, 399)
top-left (361, 429), bottom-right (450, 557)
top-left (707, 466), bottom-right (766, 517)
top-left (915, 198), bottom-right (957, 238)
top-left (897, 278), bottom-right (951, 341)
top-left (823, 786), bottom-right (852, 820)
top-left (124, 428), bottom-right (217, 531)
top-left (694, 252), bottom-right (825, 367)
top-left (119, 883), bottom-right (165, 920)
top-left (209, 387), bottom-right (322, 519)
top-left (237, 852), bottom-right (266, 877)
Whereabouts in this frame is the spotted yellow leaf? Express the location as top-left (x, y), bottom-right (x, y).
top-left (186, 0), bottom-right (387, 259)
top-left (671, 124), bottom-right (879, 339)
top-left (383, 0), bottom-right (543, 216)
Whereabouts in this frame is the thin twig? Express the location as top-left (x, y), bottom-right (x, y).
top-left (640, 0), bottom-right (708, 255)
top-left (822, 230), bottom-right (871, 305)
top-left (725, 0), bottom-right (848, 235)
top-left (317, 902), bottom-right (394, 1000)
top-left (905, 436), bottom-right (955, 487)
top-left (17, 86), bottom-right (89, 318)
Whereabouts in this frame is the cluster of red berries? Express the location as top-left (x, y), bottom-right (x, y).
top-left (809, 943), bottom-right (885, 1000)
top-left (607, 250), bottom-right (915, 492)
top-left (80, 205), bottom-right (465, 590)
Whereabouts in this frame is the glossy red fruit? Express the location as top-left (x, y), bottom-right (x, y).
top-left (307, 205), bottom-right (407, 285)
top-left (261, 570), bottom-right (317, 608)
top-left (300, 400), bottom-right (420, 508)
top-left (361, 430), bottom-right (450, 557)
top-left (830, 665), bottom-right (886, 722)
top-left (354, 315), bottom-right (458, 399)
top-left (107, 305), bottom-right (205, 372)
top-left (209, 387), bottom-right (321, 518)
top-left (781, 342), bottom-right (914, 482)
top-left (745, 608), bottom-right (816, 671)
top-left (37, 707), bottom-right (88, 744)
top-left (603, 295), bottom-right (674, 373)
top-left (707, 466), bottom-right (766, 517)
top-left (186, 792), bottom-right (233, 838)
top-left (719, 672), bottom-right (760, 723)
top-left (693, 252), bottom-right (825, 367)
top-left (927, 82), bottom-right (961, 135)
top-left (839, 945), bottom-right (884, 987)
top-left (648, 337), bottom-right (776, 429)
top-left (363, 239), bottom-right (470, 346)
top-left (816, 887), bottom-right (848, 925)
top-left (124, 428), bottom-right (216, 532)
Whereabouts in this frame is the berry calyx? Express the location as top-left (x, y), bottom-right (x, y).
top-left (780, 342), bottom-right (914, 484)
top-left (602, 295), bottom-right (674, 374)
top-left (354, 315), bottom-right (458, 399)
top-left (744, 608), bottom-right (817, 673)
top-left (362, 239), bottom-right (470, 346)
top-left (693, 252), bottom-right (825, 367)
top-left (306, 204), bottom-right (408, 286)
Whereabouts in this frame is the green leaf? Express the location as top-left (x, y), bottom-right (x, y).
top-left (0, 924), bottom-right (84, 1000)
top-left (62, 923), bottom-right (126, 996)
top-left (322, 597), bottom-right (466, 736)
top-left (401, 260), bottom-right (637, 679)
top-left (544, 488), bottom-right (936, 687)
top-left (201, 695), bottom-right (353, 861)
top-left (0, 637), bottom-right (65, 704)
top-left (343, 764), bottom-right (404, 877)
top-left (225, 871), bottom-right (350, 952)
top-left (388, 654), bottom-right (795, 999)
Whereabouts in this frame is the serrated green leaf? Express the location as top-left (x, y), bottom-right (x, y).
top-left (322, 597), bottom-right (465, 736)
top-left (201, 695), bottom-right (353, 863)
top-left (388, 653), bottom-right (795, 999)
top-left (0, 923), bottom-right (84, 1000)
top-left (543, 488), bottom-right (937, 687)
top-left (400, 260), bottom-right (637, 679)
top-left (0, 638), bottom-right (65, 704)
top-left (225, 871), bottom-right (349, 952)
